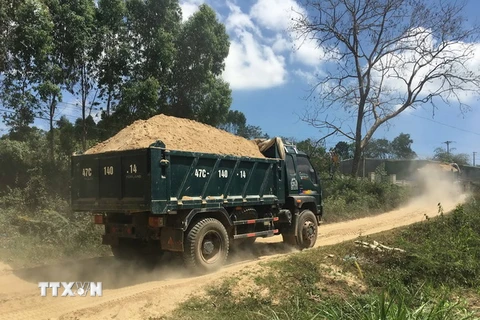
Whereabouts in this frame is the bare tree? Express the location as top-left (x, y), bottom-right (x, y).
top-left (293, 0), bottom-right (480, 176)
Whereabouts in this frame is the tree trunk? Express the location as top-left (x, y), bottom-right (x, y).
top-left (81, 65), bottom-right (87, 151)
top-left (106, 93), bottom-right (111, 116)
top-left (351, 137), bottom-right (362, 176)
top-left (351, 101), bottom-right (365, 176)
top-left (48, 96), bottom-right (57, 162)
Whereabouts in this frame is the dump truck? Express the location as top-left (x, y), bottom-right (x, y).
top-left (71, 137), bottom-right (322, 272)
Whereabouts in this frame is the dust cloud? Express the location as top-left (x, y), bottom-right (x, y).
top-left (401, 163), bottom-right (468, 211)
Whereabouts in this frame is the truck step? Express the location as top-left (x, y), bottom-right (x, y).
top-left (233, 217), bottom-right (279, 225)
top-left (233, 229), bottom-right (279, 239)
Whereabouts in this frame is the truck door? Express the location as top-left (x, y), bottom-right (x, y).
top-left (296, 155), bottom-right (321, 199)
top-left (285, 153), bottom-right (299, 194)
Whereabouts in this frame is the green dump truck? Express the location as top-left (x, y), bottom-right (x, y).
top-left (71, 138), bottom-right (323, 272)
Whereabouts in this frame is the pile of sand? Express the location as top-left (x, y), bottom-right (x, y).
top-left (84, 114), bottom-right (266, 158)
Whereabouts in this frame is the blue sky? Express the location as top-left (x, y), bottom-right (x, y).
top-left (184, 0), bottom-right (480, 161)
top-left (3, 0), bottom-right (480, 163)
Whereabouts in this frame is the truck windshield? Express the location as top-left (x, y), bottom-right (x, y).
top-left (297, 156), bottom-right (317, 184)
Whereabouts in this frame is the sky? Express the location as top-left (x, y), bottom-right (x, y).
top-left (182, 0), bottom-right (480, 162)
top-left (3, 0), bottom-right (480, 163)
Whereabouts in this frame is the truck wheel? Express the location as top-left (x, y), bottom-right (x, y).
top-left (282, 210), bottom-right (318, 250)
top-left (183, 218), bottom-right (229, 273)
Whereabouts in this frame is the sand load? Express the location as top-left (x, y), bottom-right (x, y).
top-left (84, 114), bottom-right (266, 158)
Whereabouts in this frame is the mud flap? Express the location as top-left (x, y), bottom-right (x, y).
top-left (160, 227), bottom-right (184, 252)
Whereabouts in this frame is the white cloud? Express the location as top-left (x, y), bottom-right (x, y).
top-left (222, 2), bottom-right (287, 90)
top-left (293, 69), bottom-right (316, 84)
top-left (250, 0), bottom-right (303, 32)
top-left (372, 27), bottom-right (480, 105)
top-left (291, 36), bottom-right (327, 66)
top-left (180, 0), bottom-right (204, 22)
top-left (250, 0), bottom-right (327, 68)
top-left (225, 2), bottom-right (259, 34)
top-left (223, 30), bottom-right (287, 90)
top-left (270, 34), bottom-right (291, 53)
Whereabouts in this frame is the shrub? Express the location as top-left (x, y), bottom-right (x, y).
top-left (322, 176), bottom-right (412, 222)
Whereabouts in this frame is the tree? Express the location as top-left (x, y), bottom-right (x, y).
top-left (220, 110), bottom-right (247, 134)
top-left (220, 110), bottom-right (268, 139)
top-left (297, 139), bottom-right (329, 174)
top-left (170, 4), bottom-right (231, 126)
top-left (125, 0), bottom-right (181, 110)
top-left (56, 0), bottom-right (98, 151)
top-left (390, 133), bottom-right (416, 159)
top-left (363, 138), bottom-right (391, 159)
top-left (56, 116), bottom-right (77, 158)
top-left (1, 0), bottom-right (54, 146)
top-left (107, 77), bottom-right (161, 129)
top-left (95, 0), bottom-right (129, 115)
top-left (294, 0), bottom-right (480, 176)
top-left (0, 0), bottom-right (12, 73)
top-left (237, 125), bottom-right (268, 140)
top-left (433, 147), bottom-right (469, 166)
top-left (334, 141), bottom-right (353, 160)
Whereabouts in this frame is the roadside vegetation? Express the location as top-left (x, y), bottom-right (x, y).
top-left (0, 131), bottom-right (110, 268)
top-left (321, 175), bottom-right (413, 223)
top-left (166, 194), bottom-right (480, 320)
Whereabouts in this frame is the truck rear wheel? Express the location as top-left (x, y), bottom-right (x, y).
top-left (282, 210), bottom-right (318, 250)
top-left (183, 218), bottom-right (229, 273)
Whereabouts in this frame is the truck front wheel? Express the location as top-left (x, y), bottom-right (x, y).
top-left (183, 218), bottom-right (229, 273)
top-left (282, 210), bottom-right (318, 250)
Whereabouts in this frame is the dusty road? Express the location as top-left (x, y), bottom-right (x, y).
top-left (0, 195), bottom-right (466, 320)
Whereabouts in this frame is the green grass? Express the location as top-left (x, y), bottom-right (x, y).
top-left (166, 195), bottom-right (480, 320)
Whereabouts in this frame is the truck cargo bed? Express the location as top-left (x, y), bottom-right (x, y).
top-left (71, 146), bottom-right (283, 214)
top-left (71, 148), bottom-right (152, 212)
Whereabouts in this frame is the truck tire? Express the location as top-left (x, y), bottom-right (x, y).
top-left (282, 210), bottom-right (318, 250)
top-left (183, 218), bottom-right (229, 273)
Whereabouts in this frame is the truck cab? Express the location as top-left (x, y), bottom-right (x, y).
top-left (284, 144), bottom-right (322, 215)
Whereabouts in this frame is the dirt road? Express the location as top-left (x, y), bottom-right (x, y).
top-left (0, 195), bottom-right (466, 320)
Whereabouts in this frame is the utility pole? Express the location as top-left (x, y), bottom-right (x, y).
top-left (474, 152), bottom-right (477, 166)
top-left (443, 140), bottom-right (454, 154)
